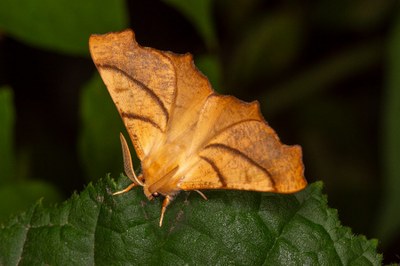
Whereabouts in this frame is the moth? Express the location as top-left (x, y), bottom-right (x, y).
top-left (89, 29), bottom-right (307, 226)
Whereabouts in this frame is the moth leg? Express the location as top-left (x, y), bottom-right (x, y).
top-left (113, 182), bottom-right (138, 196)
top-left (195, 190), bottom-right (208, 200)
top-left (159, 195), bottom-right (172, 227)
top-left (120, 133), bottom-right (144, 186)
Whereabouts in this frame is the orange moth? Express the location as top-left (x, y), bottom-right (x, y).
top-left (89, 29), bottom-right (307, 226)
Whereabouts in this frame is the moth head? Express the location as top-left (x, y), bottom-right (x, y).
top-left (143, 185), bottom-right (158, 200)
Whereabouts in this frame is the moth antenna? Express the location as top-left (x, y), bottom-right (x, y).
top-left (120, 133), bottom-right (144, 186)
top-left (195, 190), bottom-right (208, 200)
top-left (113, 182), bottom-right (137, 196)
top-left (159, 195), bottom-right (172, 227)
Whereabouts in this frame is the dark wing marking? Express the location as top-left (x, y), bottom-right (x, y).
top-left (199, 156), bottom-right (227, 187)
top-left (97, 64), bottom-right (170, 122)
top-left (203, 143), bottom-right (274, 185)
top-left (121, 112), bottom-right (162, 131)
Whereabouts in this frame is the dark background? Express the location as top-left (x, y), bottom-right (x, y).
top-left (0, 0), bottom-right (399, 263)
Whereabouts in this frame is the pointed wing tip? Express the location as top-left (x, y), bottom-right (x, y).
top-left (89, 29), bottom-right (137, 55)
top-left (89, 28), bottom-right (135, 41)
top-left (163, 50), bottom-right (215, 96)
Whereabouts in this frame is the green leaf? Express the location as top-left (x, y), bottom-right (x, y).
top-left (227, 12), bottom-right (303, 90)
top-left (0, 178), bottom-right (381, 265)
top-left (313, 0), bottom-right (394, 31)
top-left (79, 74), bottom-right (129, 181)
top-left (376, 11), bottom-right (400, 245)
top-left (0, 88), bottom-right (63, 221)
top-left (0, 87), bottom-right (15, 184)
top-left (261, 41), bottom-right (381, 116)
top-left (194, 54), bottom-right (222, 92)
top-left (163, 0), bottom-right (217, 49)
top-left (0, 0), bottom-right (128, 55)
top-left (0, 181), bottom-right (62, 224)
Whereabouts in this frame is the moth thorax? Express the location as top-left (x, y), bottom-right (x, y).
top-left (144, 142), bottom-right (185, 175)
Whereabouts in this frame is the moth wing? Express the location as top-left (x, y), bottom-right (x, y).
top-left (136, 52), bottom-right (214, 190)
top-left (157, 52), bottom-right (213, 146)
top-left (89, 30), bottom-right (175, 159)
top-left (179, 95), bottom-right (307, 193)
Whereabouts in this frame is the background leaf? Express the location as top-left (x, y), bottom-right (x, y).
top-left (0, 87), bottom-right (15, 184)
top-left (312, 0), bottom-right (394, 31)
top-left (227, 11), bottom-right (303, 93)
top-left (0, 178), bottom-right (381, 265)
top-left (0, 0), bottom-right (128, 55)
top-left (0, 182), bottom-right (62, 224)
top-left (260, 41), bottom-right (381, 116)
top-left (163, 0), bottom-right (217, 50)
top-left (194, 54), bottom-right (222, 92)
top-left (0, 87), bottom-right (62, 222)
top-left (79, 74), bottom-right (128, 181)
top-left (376, 10), bottom-right (400, 245)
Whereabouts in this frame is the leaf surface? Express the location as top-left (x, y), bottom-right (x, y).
top-left (0, 178), bottom-right (381, 265)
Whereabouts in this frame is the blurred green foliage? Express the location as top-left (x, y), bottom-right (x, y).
top-left (163, 0), bottom-right (217, 50)
top-left (0, 0), bottom-right (399, 263)
top-left (0, 88), bottom-right (14, 184)
top-left (79, 75), bottom-right (127, 181)
top-left (0, 0), bottom-right (128, 55)
top-left (0, 87), bottom-right (61, 222)
top-left (377, 10), bottom-right (400, 247)
top-left (261, 41), bottom-right (381, 115)
top-left (227, 11), bottom-right (303, 93)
